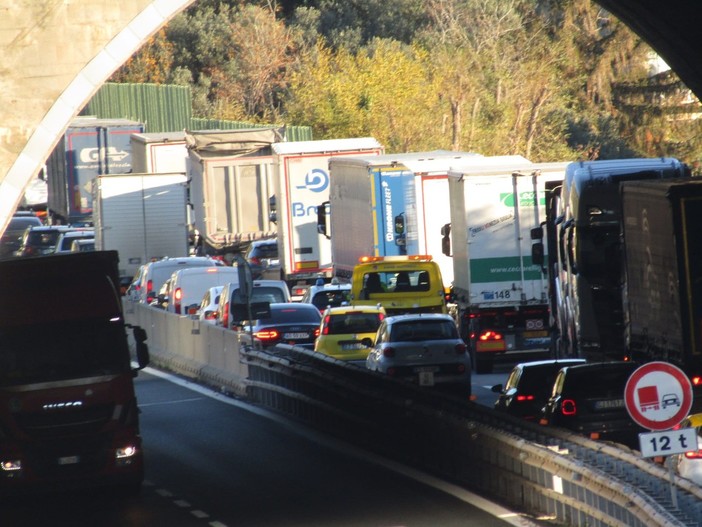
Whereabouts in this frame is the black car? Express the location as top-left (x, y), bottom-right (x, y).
top-left (0, 214), bottom-right (42, 258)
top-left (492, 358), bottom-right (586, 421)
top-left (540, 361), bottom-right (645, 448)
top-left (239, 302), bottom-right (322, 350)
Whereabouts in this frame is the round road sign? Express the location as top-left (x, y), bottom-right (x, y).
top-left (624, 362), bottom-right (693, 431)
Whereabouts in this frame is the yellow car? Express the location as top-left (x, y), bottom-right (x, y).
top-left (314, 305), bottom-right (386, 362)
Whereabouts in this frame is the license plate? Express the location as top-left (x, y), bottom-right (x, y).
top-left (593, 399), bottom-right (625, 410)
top-left (341, 342), bottom-right (364, 351)
top-left (283, 332), bottom-right (309, 339)
top-left (418, 371), bottom-right (435, 386)
top-left (57, 455), bottom-right (80, 465)
top-left (413, 366), bottom-right (439, 373)
top-left (523, 330), bottom-right (548, 338)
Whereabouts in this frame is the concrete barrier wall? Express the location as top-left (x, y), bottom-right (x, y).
top-left (124, 301), bottom-right (702, 527)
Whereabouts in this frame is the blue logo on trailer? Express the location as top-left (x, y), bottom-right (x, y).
top-left (292, 168), bottom-right (329, 218)
top-left (295, 168), bottom-right (329, 193)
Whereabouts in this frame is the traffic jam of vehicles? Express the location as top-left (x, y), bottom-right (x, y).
top-left (2, 122), bottom-right (702, 494)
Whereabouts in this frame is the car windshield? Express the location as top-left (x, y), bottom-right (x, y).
top-left (257, 307), bottom-right (320, 324)
top-left (390, 319), bottom-right (458, 341)
top-left (312, 290), bottom-right (350, 311)
top-left (8, 217), bottom-right (40, 231)
top-left (0, 319), bottom-right (131, 387)
top-left (326, 312), bottom-right (381, 334)
top-left (362, 270), bottom-right (431, 294)
top-left (25, 230), bottom-right (61, 249)
top-left (249, 244), bottom-right (277, 259)
top-left (232, 286), bottom-right (287, 304)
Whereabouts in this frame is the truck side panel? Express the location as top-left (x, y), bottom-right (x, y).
top-left (47, 118), bottom-right (144, 223)
top-left (93, 173), bottom-right (189, 280)
top-left (273, 139), bottom-right (382, 283)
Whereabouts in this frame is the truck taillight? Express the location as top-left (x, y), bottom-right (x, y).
top-left (479, 330), bottom-right (503, 341)
top-left (691, 375), bottom-right (702, 386)
top-left (561, 399), bottom-right (577, 416)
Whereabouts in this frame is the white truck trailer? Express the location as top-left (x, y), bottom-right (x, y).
top-left (131, 131), bottom-right (188, 174)
top-left (445, 161), bottom-right (567, 373)
top-left (92, 172), bottom-right (190, 284)
top-left (271, 138), bottom-right (383, 292)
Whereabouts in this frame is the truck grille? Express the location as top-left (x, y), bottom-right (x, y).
top-left (14, 404), bottom-right (114, 439)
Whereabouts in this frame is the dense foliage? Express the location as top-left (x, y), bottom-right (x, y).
top-left (111, 0), bottom-right (702, 165)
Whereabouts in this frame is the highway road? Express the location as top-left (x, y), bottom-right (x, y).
top-left (4, 365), bottom-right (547, 527)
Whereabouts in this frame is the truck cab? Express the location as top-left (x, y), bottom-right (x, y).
top-left (350, 255), bottom-right (447, 316)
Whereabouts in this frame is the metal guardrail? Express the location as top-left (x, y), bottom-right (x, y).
top-left (125, 302), bottom-right (702, 527)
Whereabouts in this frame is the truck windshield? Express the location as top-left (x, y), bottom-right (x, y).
top-left (574, 225), bottom-right (621, 287)
top-left (0, 318), bottom-right (131, 387)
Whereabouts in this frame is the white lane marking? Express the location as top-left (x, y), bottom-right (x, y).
top-left (173, 500), bottom-right (191, 508)
top-left (155, 488), bottom-right (173, 498)
top-left (140, 397), bottom-right (205, 407)
top-left (209, 522), bottom-right (229, 527)
top-left (141, 367), bottom-right (542, 527)
top-left (191, 510), bottom-right (209, 519)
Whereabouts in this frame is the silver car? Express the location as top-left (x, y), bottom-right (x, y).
top-left (366, 313), bottom-right (471, 396)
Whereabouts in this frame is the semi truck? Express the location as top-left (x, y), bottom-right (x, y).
top-left (445, 161), bottom-right (568, 373)
top-left (0, 251), bottom-right (150, 494)
top-left (186, 127), bottom-right (284, 257)
top-left (619, 178), bottom-right (702, 408)
top-left (532, 158), bottom-right (689, 362)
top-left (320, 152), bottom-right (531, 287)
top-left (47, 117), bottom-right (144, 225)
top-left (270, 138), bottom-right (383, 292)
top-left (92, 172), bottom-right (190, 285)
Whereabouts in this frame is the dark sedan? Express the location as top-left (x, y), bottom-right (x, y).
top-left (238, 302), bottom-right (322, 350)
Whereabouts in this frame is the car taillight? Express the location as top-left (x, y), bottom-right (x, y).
top-left (322, 315), bottom-right (331, 335)
top-left (561, 399), bottom-right (577, 416)
top-left (692, 375), bottom-right (702, 386)
top-left (314, 328), bottom-right (320, 338)
top-left (516, 394), bottom-right (535, 402)
top-left (684, 449), bottom-right (702, 459)
top-left (455, 342), bottom-right (467, 354)
top-left (174, 287), bottom-right (182, 314)
top-left (254, 328), bottom-right (280, 342)
top-left (146, 280), bottom-right (153, 295)
top-left (249, 257), bottom-right (261, 265)
top-left (222, 303), bottom-right (229, 327)
top-left (383, 347), bottom-right (395, 358)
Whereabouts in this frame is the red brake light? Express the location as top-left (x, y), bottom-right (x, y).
top-left (684, 449), bottom-right (702, 459)
top-left (516, 394), bottom-right (536, 402)
top-left (692, 375), bottom-right (702, 386)
top-left (479, 330), bottom-right (503, 341)
top-left (174, 288), bottom-right (182, 301)
top-left (383, 347), bottom-right (396, 358)
top-left (455, 343), bottom-right (467, 354)
top-left (314, 328), bottom-right (320, 338)
top-left (146, 280), bottom-right (153, 294)
top-left (322, 315), bottom-right (331, 335)
top-left (249, 257), bottom-right (261, 265)
top-left (561, 399), bottom-right (577, 416)
top-left (254, 328), bottom-right (280, 342)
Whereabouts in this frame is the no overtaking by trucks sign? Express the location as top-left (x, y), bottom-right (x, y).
top-left (624, 361), bottom-right (693, 431)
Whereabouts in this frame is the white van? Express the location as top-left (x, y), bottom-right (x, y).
top-left (216, 279), bottom-right (292, 329)
top-left (167, 266), bottom-right (241, 315)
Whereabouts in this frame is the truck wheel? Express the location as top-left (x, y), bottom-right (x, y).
top-left (475, 357), bottom-right (493, 374)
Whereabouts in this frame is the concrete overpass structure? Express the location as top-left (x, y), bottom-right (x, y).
top-left (1, 0), bottom-right (701, 234)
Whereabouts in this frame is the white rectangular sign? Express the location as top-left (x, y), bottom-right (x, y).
top-left (639, 428), bottom-right (698, 458)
